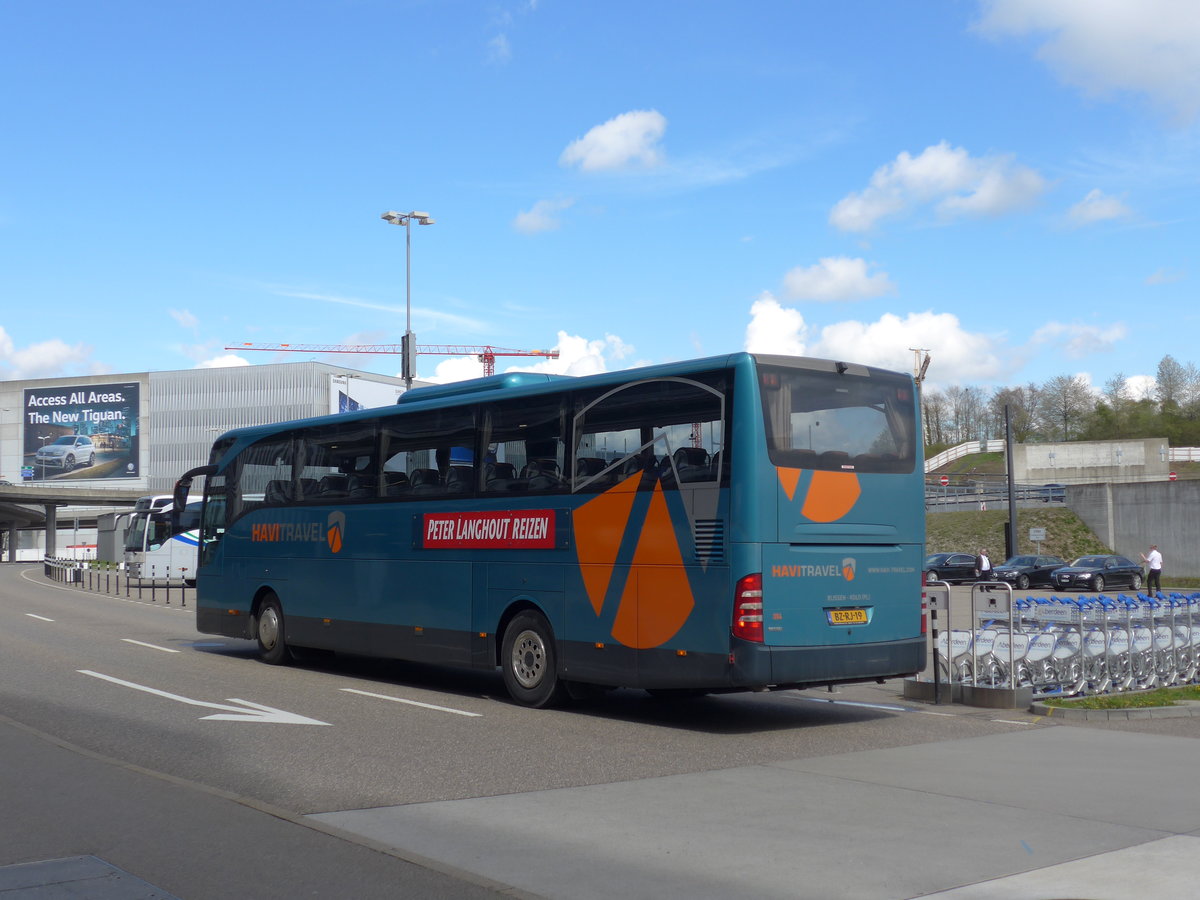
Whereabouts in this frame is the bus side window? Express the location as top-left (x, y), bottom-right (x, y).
top-left (380, 407), bottom-right (475, 501)
top-left (481, 396), bottom-right (566, 495)
top-left (572, 375), bottom-right (726, 492)
top-left (296, 421), bottom-right (378, 503)
top-left (235, 437), bottom-right (296, 514)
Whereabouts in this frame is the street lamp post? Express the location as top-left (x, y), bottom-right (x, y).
top-left (381, 210), bottom-right (435, 390)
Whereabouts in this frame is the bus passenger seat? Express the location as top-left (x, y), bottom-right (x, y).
top-left (348, 473), bottom-right (378, 498)
top-left (298, 477), bottom-right (320, 499)
top-left (673, 447), bottom-right (710, 482)
top-left (409, 468), bottom-right (442, 494)
top-left (445, 466), bottom-right (474, 493)
top-left (317, 474), bottom-right (349, 498)
top-left (485, 462), bottom-right (517, 491)
top-left (522, 458), bottom-right (561, 491)
top-left (383, 471), bottom-right (410, 496)
top-left (575, 456), bottom-right (611, 486)
top-left (264, 480), bottom-right (291, 505)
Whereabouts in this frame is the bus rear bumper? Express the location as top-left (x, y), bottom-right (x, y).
top-left (730, 636), bottom-right (926, 689)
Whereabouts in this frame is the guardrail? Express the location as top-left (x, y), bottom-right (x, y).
top-left (43, 557), bottom-right (192, 607)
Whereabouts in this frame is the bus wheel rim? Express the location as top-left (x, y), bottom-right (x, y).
top-left (511, 629), bottom-right (546, 689)
top-left (260, 607), bottom-right (280, 650)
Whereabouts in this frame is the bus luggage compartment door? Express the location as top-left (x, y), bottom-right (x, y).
top-left (760, 543), bottom-right (919, 647)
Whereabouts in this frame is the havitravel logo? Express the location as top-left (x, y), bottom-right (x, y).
top-left (842, 558), bottom-right (856, 581)
top-left (327, 511), bottom-right (345, 553)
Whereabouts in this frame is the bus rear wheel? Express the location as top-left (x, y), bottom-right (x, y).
top-left (501, 610), bottom-right (568, 708)
top-left (256, 594), bottom-right (291, 665)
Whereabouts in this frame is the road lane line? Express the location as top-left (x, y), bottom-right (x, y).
top-left (122, 638), bottom-right (181, 653)
top-left (791, 695), bottom-right (910, 712)
top-left (339, 688), bottom-right (482, 717)
top-left (25, 613), bottom-right (54, 622)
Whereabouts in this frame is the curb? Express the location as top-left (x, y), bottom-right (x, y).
top-left (1031, 699), bottom-right (1200, 721)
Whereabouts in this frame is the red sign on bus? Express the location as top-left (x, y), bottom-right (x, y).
top-left (422, 510), bottom-right (557, 549)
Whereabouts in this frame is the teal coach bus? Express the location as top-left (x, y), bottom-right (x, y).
top-left (174, 353), bottom-right (926, 706)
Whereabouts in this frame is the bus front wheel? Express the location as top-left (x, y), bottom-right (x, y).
top-left (501, 611), bottom-right (568, 708)
top-left (256, 594), bottom-right (291, 665)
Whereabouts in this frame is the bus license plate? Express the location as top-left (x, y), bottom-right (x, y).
top-left (827, 608), bottom-right (868, 625)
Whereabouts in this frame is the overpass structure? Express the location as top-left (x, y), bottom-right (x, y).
top-left (0, 484), bottom-right (145, 562)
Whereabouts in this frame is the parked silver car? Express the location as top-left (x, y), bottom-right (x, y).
top-left (35, 435), bottom-right (95, 470)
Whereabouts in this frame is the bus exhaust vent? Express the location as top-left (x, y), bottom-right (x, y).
top-left (693, 520), bottom-right (724, 562)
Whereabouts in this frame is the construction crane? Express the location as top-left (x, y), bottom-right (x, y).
top-left (225, 342), bottom-right (560, 377)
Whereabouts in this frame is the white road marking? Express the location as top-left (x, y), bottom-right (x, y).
top-left (122, 638), bottom-right (181, 653)
top-left (25, 613), bottom-right (54, 622)
top-left (340, 687), bottom-right (482, 717)
top-left (78, 669), bottom-right (331, 725)
top-left (791, 696), bottom-right (910, 712)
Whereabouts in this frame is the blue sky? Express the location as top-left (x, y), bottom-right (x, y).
top-left (2, 0), bottom-right (1197, 395)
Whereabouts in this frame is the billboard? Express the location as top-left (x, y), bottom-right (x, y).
top-left (329, 375), bottom-right (403, 414)
top-left (23, 382), bottom-right (140, 480)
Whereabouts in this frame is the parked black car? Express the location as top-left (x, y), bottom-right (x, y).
top-left (993, 555), bottom-right (1067, 590)
top-left (1050, 555), bottom-right (1143, 592)
top-left (924, 552), bottom-right (979, 585)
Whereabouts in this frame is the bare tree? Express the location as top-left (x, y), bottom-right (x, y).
top-left (1041, 374), bottom-right (1093, 440)
top-left (988, 384), bottom-right (1041, 442)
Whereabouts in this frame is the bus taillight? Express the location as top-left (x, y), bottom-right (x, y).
top-left (733, 573), bottom-right (764, 643)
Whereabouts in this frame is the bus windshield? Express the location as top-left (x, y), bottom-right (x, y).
top-left (757, 363), bottom-right (916, 473)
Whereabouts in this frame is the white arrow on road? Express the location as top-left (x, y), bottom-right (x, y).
top-left (78, 669), bottom-right (331, 725)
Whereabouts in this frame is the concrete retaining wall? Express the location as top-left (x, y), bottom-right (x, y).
top-left (1072, 480), bottom-right (1200, 578)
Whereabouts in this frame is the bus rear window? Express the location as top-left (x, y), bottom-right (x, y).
top-left (757, 364), bottom-right (916, 474)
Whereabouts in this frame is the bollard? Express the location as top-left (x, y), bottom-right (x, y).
top-left (150, 566), bottom-right (157, 603)
top-left (180, 568), bottom-right (188, 608)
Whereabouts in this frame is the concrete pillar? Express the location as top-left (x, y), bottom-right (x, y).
top-left (44, 503), bottom-right (58, 558)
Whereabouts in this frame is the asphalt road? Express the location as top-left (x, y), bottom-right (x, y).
top-left (5, 565), bottom-right (1200, 898)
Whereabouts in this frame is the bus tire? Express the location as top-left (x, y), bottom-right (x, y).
top-left (256, 594), bottom-right (291, 665)
top-left (501, 610), bottom-right (568, 708)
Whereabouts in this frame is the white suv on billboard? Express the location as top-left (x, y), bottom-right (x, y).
top-left (36, 435), bottom-right (96, 471)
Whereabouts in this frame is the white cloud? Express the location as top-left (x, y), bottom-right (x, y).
top-left (744, 294), bottom-right (809, 356)
top-left (420, 331), bottom-right (635, 383)
top-left (487, 33), bottom-right (512, 65)
top-left (829, 141), bottom-right (1047, 232)
top-left (813, 311), bottom-right (1005, 384)
top-left (196, 354), bottom-right (250, 369)
top-left (743, 300), bottom-right (1007, 385)
top-left (1029, 320), bottom-right (1128, 358)
top-left (513, 197), bottom-right (575, 234)
top-left (975, 0), bottom-right (1200, 122)
top-left (783, 257), bottom-right (896, 302)
top-left (560, 110), bottom-right (667, 172)
top-left (169, 308), bottom-right (199, 330)
top-left (1146, 267), bottom-right (1185, 285)
top-left (1125, 374), bottom-right (1157, 400)
top-left (0, 326), bottom-right (97, 379)
top-left (1066, 188), bottom-right (1131, 226)
top-left (269, 286), bottom-right (489, 333)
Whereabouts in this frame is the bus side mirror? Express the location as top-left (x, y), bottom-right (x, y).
top-left (173, 465), bottom-right (216, 529)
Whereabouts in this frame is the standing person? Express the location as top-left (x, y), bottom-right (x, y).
top-left (1141, 544), bottom-right (1163, 595)
top-left (975, 549), bottom-right (992, 582)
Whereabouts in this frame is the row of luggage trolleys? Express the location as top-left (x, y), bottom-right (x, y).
top-left (934, 590), bottom-right (1200, 697)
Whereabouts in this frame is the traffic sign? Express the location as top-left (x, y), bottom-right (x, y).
top-left (1169, 472), bottom-right (1178, 481)
top-left (939, 475), bottom-right (949, 486)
